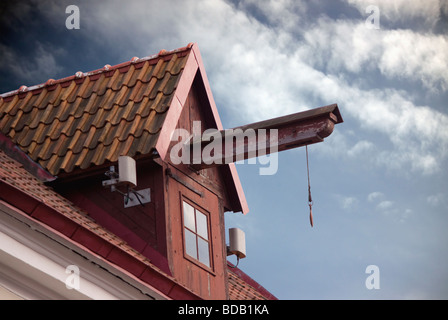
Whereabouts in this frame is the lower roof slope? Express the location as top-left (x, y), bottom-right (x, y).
top-left (0, 148), bottom-right (198, 299)
top-left (228, 264), bottom-right (278, 300)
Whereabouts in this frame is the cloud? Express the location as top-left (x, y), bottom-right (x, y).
top-left (427, 193), bottom-right (447, 207)
top-left (345, 0), bottom-right (445, 29)
top-left (367, 192), bottom-right (393, 211)
top-left (367, 191), bottom-right (384, 202)
top-left (0, 42), bottom-right (64, 87)
top-left (377, 200), bottom-right (394, 210)
top-left (192, 4), bottom-right (448, 175)
top-left (379, 30), bottom-right (448, 91)
top-left (301, 14), bottom-right (448, 91)
top-left (300, 18), bottom-right (383, 74)
top-left (347, 140), bottom-right (374, 158)
top-left (367, 192), bottom-right (413, 222)
top-left (229, 0), bottom-right (308, 32)
top-left (308, 73), bottom-right (448, 175)
top-left (342, 196), bottom-right (359, 210)
top-left (375, 200), bottom-right (413, 223)
top-left (334, 194), bottom-right (359, 211)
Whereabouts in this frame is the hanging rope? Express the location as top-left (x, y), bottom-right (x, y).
top-left (306, 145), bottom-right (314, 227)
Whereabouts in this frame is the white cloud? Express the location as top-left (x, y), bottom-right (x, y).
top-left (347, 140), bottom-right (374, 157)
top-left (342, 196), bottom-right (359, 210)
top-left (345, 0), bottom-right (445, 28)
top-left (377, 200), bottom-right (394, 210)
top-left (334, 195), bottom-right (359, 211)
top-left (427, 193), bottom-right (446, 207)
top-left (309, 73), bottom-right (448, 174)
top-left (380, 30), bottom-right (448, 91)
top-left (254, 13), bottom-right (448, 175)
top-left (367, 191), bottom-right (384, 202)
top-left (301, 18), bottom-right (383, 74)
top-left (301, 15), bottom-right (448, 91)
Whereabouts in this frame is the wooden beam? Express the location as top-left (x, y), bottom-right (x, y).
top-left (189, 104), bottom-right (343, 170)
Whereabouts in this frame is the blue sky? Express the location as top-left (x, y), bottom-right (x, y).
top-left (1, 0), bottom-right (447, 299)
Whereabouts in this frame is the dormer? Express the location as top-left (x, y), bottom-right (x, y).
top-left (0, 43), bottom-right (248, 299)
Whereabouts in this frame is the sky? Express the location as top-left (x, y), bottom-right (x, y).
top-left (1, 0), bottom-right (447, 299)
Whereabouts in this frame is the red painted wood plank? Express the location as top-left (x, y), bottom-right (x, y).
top-left (71, 227), bottom-right (114, 258)
top-left (0, 182), bottom-right (40, 214)
top-left (31, 204), bottom-right (79, 238)
top-left (106, 247), bottom-right (147, 278)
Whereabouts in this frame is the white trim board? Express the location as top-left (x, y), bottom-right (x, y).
top-left (0, 200), bottom-right (168, 300)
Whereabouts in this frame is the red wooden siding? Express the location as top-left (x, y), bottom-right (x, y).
top-left (55, 160), bottom-right (170, 274)
top-left (164, 164), bottom-right (227, 299)
top-left (161, 82), bottom-right (230, 299)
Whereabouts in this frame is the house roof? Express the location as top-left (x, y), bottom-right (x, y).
top-left (228, 264), bottom-right (278, 300)
top-left (0, 148), bottom-right (199, 299)
top-left (0, 45), bottom-right (190, 176)
top-left (0, 42), bottom-right (248, 214)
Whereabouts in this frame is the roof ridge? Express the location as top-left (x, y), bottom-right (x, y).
top-left (0, 43), bottom-right (194, 99)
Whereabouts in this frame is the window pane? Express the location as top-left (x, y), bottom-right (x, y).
top-left (184, 229), bottom-right (197, 259)
top-left (197, 238), bottom-right (210, 268)
top-left (183, 201), bottom-right (196, 231)
top-left (196, 211), bottom-right (208, 240)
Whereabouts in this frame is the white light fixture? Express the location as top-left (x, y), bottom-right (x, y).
top-left (102, 156), bottom-right (150, 208)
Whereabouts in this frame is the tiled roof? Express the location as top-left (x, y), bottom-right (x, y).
top-left (0, 147), bottom-right (150, 268)
top-left (228, 265), bottom-right (278, 300)
top-left (0, 44), bottom-right (193, 176)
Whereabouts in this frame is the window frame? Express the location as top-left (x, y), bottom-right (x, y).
top-left (181, 197), bottom-right (214, 272)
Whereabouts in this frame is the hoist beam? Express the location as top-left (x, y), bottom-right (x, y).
top-left (188, 104), bottom-right (343, 170)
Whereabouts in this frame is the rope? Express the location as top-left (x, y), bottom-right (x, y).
top-left (306, 145), bottom-right (314, 227)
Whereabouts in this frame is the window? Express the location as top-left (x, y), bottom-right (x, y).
top-left (182, 200), bottom-right (211, 268)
